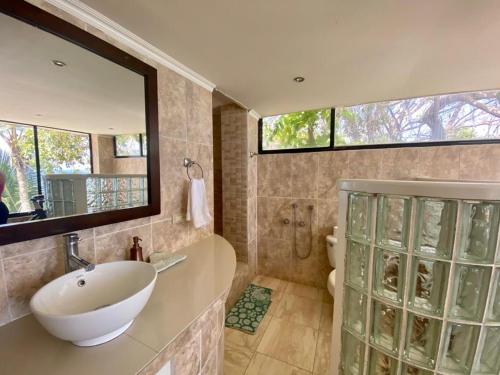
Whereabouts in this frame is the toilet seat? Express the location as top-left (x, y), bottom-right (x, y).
top-left (327, 269), bottom-right (336, 297)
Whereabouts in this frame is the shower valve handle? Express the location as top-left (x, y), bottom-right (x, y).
top-left (298, 221), bottom-right (306, 227)
top-left (283, 218), bottom-right (290, 225)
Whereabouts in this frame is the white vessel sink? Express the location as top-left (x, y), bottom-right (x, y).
top-left (30, 261), bottom-right (157, 347)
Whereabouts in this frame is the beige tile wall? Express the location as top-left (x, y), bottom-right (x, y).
top-left (247, 116), bottom-right (258, 274)
top-left (139, 291), bottom-right (226, 375)
top-left (257, 144), bottom-right (500, 288)
top-left (94, 135), bottom-right (114, 173)
top-left (212, 109), bottom-right (223, 235)
top-left (93, 135), bottom-right (147, 175)
top-left (113, 157), bottom-right (147, 175)
top-left (221, 104), bottom-right (248, 261)
top-left (0, 1), bottom-right (214, 327)
top-left (220, 105), bottom-right (258, 310)
top-left (220, 105), bottom-right (257, 276)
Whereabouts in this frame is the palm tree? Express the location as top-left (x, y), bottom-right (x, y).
top-left (0, 149), bottom-right (20, 212)
top-left (0, 123), bottom-right (32, 211)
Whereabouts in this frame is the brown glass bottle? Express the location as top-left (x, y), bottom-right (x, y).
top-left (130, 236), bottom-right (144, 261)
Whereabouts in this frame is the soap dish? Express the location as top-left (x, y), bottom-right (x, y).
top-left (150, 253), bottom-right (187, 272)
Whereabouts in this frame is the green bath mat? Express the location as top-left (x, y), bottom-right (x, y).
top-left (225, 284), bottom-right (273, 334)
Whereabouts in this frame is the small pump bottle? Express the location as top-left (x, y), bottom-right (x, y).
top-left (130, 236), bottom-right (144, 261)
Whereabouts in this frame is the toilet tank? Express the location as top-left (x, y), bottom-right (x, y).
top-left (326, 235), bottom-right (337, 268)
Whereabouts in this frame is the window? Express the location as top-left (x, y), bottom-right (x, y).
top-left (37, 127), bottom-right (91, 175)
top-left (114, 133), bottom-right (147, 157)
top-left (141, 133), bottom-right (147, 156)
top-left (0, 121), bottom-right (92, 214)
top-left (258, 90), bottom-right (500, 153)
top-left (260, 108), bottom-right (333, 152)
top-left (335, 90), bottom-right (500, 147)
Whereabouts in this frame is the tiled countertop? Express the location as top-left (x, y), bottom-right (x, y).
top-left (0, 234), bottom-right (236, 375)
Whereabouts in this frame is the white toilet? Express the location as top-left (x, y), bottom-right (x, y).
top-left (326, 233), bottom-right (338, 297)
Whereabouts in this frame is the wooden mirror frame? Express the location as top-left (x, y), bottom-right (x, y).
top-left (0, 0), bottom-right (160, 245)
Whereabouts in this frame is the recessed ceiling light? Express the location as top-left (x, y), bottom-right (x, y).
top-left (108, 127), bottom-right (115, 130)
top-left (35, 113), bottom-right (42, 117)
top-left (52, 60), bottom-right (67, 67)
top-left (293, 76), bottom-right (305, 83)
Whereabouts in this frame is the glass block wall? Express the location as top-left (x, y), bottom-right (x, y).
top-left (86, 175), bottom-right (147, 213)
top-left (45, 174), bottom-right (147, 217)
top-left (340, 192), bottom-right (500, 375)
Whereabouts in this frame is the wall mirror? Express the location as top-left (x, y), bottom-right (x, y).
top-left (0, 1), bottom-right (160, 245)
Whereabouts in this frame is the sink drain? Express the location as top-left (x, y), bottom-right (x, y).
top-left (77, 279), bottom-right (86, 287)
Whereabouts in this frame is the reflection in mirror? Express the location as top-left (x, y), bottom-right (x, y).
top-left (0, 11), bottom-right (147, 226)
top-left (114, 134), bottom-right (146, 157)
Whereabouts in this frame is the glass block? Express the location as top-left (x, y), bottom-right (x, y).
top-left (62, 180), bottom-right (74, 201)
top-left (368, 347), bottom-right (399, 375)
top-left (439, 323), bottom-right (479, 374)
top-left (403, 312), bottom-right (442, 369)
top-left (458, 201), bottom-right (500, 264)
top-left (373, 248), bottom-right (406, 305)
top-left (345, 240), bottom-right (370, 291)
top-left (376, 195), bottom-right (411, 251)
top-left (486, 269), bottom-right (500, 322)
top-left (401, 363), bottom-right (433, 375)
top-left (474, 326), bottom-right (500, 374)
top-left (52, 180), bottom-right (63, 200)
top-left (414, 198), bottom-right (457, 260)
top-left (408, 257), bottom-right (449, 317)
top-left (341, 331), bottom-right (365, 375)
top-left (343, 286), bottom-right (367, 337)
top-left (348, 193), bottom-right (372, 242)
top-left (448, 264), bottom-right (491, 322)
top-left (370, 300), bottom-right (402, 354)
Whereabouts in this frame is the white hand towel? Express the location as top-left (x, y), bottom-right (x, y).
top-left (186, 178), bottom-right (212, 229)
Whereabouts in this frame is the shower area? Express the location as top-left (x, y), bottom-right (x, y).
top-left (332, 179), bottom-right (500, 375)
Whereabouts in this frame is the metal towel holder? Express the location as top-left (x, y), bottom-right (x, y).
top-left (183, 158), bottom-right (204, 180)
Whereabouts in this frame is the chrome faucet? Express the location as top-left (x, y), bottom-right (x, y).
top-left (63, 233), bottom-right (95, 273)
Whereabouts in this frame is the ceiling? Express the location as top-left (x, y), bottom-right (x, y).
top-left (0, 12), bottom-right (145, 135)
top-left (80, 0), bottom-right (500, 117)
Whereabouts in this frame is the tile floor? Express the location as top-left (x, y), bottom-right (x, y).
top-left (224, 275), bottom-right (334, 374)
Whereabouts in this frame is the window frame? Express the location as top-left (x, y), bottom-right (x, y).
top-left (0, 119), bottom-right (94, 216)
top-left (258, 100), bottom-right (500, 154)
top-left (113, 133), bottom-right (147, 158)
top-left (258, 108), bottom-right (335, 154)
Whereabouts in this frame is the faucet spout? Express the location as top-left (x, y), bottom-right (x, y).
top-left (70, 255), bottom-right (95, 272)
top-left (63, 233), bottom-right (95, 273)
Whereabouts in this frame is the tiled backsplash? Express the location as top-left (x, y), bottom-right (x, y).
top-left (257, 144), bottom-right (500, 288)
top-left (0, 1), bottom-right (214, 327)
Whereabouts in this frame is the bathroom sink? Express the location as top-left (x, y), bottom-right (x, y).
top-left (30, 261), bottom-right (157, 347)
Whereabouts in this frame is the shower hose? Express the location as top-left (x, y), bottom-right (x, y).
top-left (292, 204), bottom-right (314, 259)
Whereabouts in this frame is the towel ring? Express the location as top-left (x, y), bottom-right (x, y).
top-left (183, 158), bottom-right (204, 180)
